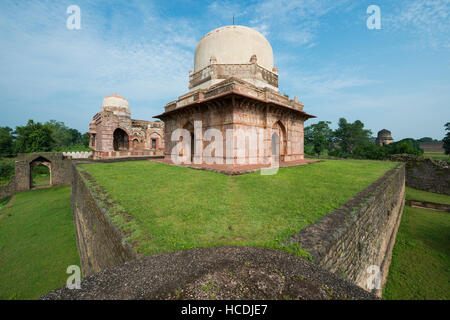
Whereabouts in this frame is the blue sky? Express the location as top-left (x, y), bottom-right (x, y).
top-left (0, 0), bottom-right (449, 140)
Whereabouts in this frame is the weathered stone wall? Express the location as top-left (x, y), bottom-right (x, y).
top-left (388, 154), bottom-right (449, 195)
top-left (291, 164), bottom-right (405, 297)
top-left (71, 162), bottom-right (137, 276)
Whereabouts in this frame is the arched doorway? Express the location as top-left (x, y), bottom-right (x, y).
top-left (272, 121), bottom-right (287, 162)
top-left (132, 138), bottom-right (139, 150)
top-left (30, 156), bottom-right (51, 188)
top-left (271, 132), bottom-right (279, 161)
top-left (149, 132), bottom-right (162, 150)
top-left (113, 128), bottom-right (129, 151)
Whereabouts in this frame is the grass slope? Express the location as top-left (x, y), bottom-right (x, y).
top-left (405, 187), bottom-right (450, 205)
top-left (0, 186), bottom-right (80, 300)
top-left (0, 196), bottom-right (11, 211)
top-left (79, 159), bottom-right (397, 258)
top-left (383, 205), bottom-right (450, 300)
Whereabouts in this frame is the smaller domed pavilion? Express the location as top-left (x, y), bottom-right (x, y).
top-left (88, 94), bottom-right (164, 159)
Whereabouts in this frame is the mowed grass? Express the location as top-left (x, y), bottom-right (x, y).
top-left (32, 174), bottom-right (50, 187)
top-left (0, 186), bottom-right (80, 300)
top-left (78, 159), bottom-right (397, 257)
top-left (383, 205), bottom-right (450, 300)
top-left (405, 187), bottom-right (450, 205)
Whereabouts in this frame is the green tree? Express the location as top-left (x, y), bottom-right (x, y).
top-left (46, 120), bottom-right (74, 150)
top-left (81, 133), bottom-right (90, 147)
top-left (14, 120), bottom-right (55, 153)
top-left (45, 120), bottom-right (87, 151)
top-left (304, 121), bottom-right (333, 157)
top-left (333, 118), bottom-right (372, 155)
top-left (385, 138), bottom-right (423, 156)
top-left (418, 137), bottom-right (435, 143)
top-left (354, 141), bottom-right (387, 160)
top-left (0, 126), bottom-right (15, 157)
top-left (443, 122), bottom-right (450, 156)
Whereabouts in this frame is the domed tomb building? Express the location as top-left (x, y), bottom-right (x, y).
top-left (376, 129), bottom-right (394, 146)
top-left (88, 94), bottom-right (164, 159)
top-left (155, 25), bottom-right (316, 165)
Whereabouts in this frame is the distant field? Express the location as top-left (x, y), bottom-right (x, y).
top-left (383, 187), bottom-right (450, 300)
top-left (419, 142), bottom-right (444, 152)
top-left (419, 142), bottom-right (449, 162)
top-left (78, 159), bottom-right (398, 258)
top-left (423, 151), bottom-right (449, 162)
top-left (0, 187), bottom-right (80, 300)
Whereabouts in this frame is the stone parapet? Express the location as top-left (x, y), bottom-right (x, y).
top-left (189, 63), bottom-right (278, 91)
top-left (160, 78), bottom-right (309, 117)
top-left (388, 154), bottom-right (449, 195)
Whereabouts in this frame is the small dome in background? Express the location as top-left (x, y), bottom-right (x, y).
top-left (194, 25), bottom-right (274, 72)
top-left (377, 129), bottom-right (392, 137)
top-left (101, 94), bottom-right (130, 117)
top-left (102, 94), bottom-right (129, 110)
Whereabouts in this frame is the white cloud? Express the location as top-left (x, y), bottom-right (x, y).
top-left (0, 0), bottom-right (198, 130)
top-left (384, 0), bottom-right (450, 48)
top-left (247, 0), bottom-right (351, 45)
top-left (280, 64), bottom-right (378, 96)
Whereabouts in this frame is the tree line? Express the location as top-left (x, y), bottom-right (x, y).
top-left (304, 118), bottom-right (450, 159)
top-left (0, 120), bottom-right (90, 157)
top-left (1, 118), bottom-right (449, 160)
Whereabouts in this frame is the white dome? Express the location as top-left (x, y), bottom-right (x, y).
top-left (194, 25), bottom-right (274, 72)
top-left (102, 94), bottom-right (129, 110)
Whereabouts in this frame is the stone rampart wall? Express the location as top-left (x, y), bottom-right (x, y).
top-left (388, 154), bottom-right (449, 195)
top-left (291, 164), bottom-right (406, 296)
top-left (71, 162), bottom-right (137, 276)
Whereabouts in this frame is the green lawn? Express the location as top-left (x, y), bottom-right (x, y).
top-left (0, 186), bottom-right (80, 300)
top-left (383, 205), bottom-right (450, 300)
top-left (31, 173), bottom-right (50, 187)
top-left (78, 159), bottom-right (398, 258)
top-left (31, 164), bottom-right (50, 187)
top-left (405, 187), bottom-right (450, 205)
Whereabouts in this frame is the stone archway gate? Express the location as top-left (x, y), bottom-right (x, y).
top-left (13, 153), bottom-right (72, 193)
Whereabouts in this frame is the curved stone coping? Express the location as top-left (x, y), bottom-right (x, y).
top-left (406, 200), bottom-right (450, 212)
top-left (41, 246), bottom-right (376, 300)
